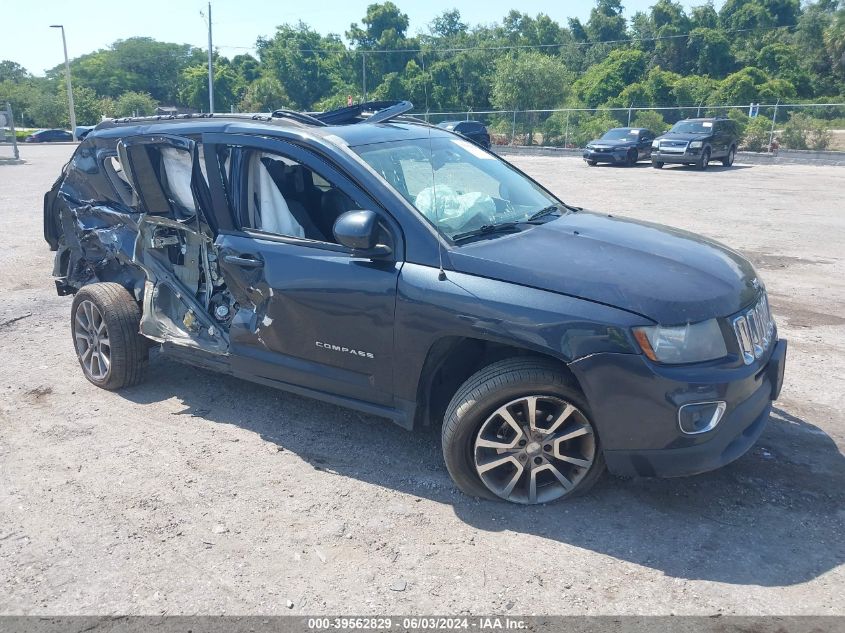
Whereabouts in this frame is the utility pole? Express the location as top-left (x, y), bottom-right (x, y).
top-left (207, 2), bottom-right (214, 114)
top-left (362, 52), bottom-right (367, 103)
top-left (50, 25), bottom-right (77, 141)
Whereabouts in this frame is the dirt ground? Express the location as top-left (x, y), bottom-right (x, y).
top-left (1, 145), bottom-right (843, 616)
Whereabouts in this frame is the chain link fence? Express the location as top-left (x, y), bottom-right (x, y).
top-left (420, 103), bottom-right (845, 154)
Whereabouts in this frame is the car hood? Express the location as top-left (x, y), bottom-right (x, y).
top-left (658, 132), bottom-right (713, 143)
top-left (588, 138), bottom-right (635, 148)
top-left (448, 211), bottom-right (760, 324)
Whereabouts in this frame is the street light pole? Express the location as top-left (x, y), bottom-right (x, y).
top-left (207, 2), bottom-right (214, 114)
top-left (50, 25), bottom-right (77, 141)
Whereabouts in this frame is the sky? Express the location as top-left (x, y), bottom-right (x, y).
top-left (1, 0), bottom-right (724, 76)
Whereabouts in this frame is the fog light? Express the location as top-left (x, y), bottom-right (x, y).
top-left (678, 401), bottom-right (726, 435)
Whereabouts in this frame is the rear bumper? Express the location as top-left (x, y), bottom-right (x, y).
top-left (571, 338), bottom-right (787, 478)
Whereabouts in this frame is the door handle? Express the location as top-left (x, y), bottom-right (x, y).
top-left (224, 254), bottom-right (264, 268)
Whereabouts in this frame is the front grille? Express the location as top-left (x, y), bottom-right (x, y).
top-left (658, 140), bottom-right (688, 154)
top-left (732, 292), bottom-right (775, 365)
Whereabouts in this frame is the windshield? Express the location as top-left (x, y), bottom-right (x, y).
top-left (601, 128), bottom-right (639, 140)
top-left (353, 136), bottom-right (561, 241)
top-left (669, 121), bottom-right (714, 134)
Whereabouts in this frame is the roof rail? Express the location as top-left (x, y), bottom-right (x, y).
top-left (270, 108), bottom-right (327, 126)
top-left (313, 100), bottom-right (414, 125)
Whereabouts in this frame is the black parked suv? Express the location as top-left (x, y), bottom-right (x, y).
top-left (436, 120), bottom-right (491, 149)
top-left (651, 117), bottom-right (739, 169)
top-left (583, 127), bottom-right (656, 166)
top-left (44, 101), bottom-right (785, 505)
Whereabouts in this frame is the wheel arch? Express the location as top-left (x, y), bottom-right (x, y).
top-left (413, 336), bottom-right (584, 429)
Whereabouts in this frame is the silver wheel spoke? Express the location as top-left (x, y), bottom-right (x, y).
top-left (526, 396), bottom-right (538, 430)
top-left (98, 350), bottom-right (110, 372)
top-left (477, 455), bottom-right (520, 475)
top-left (541, 463), bottom-right (573, 490)
top-left (476, 437), bottom-right (519, 451)
top-left (529, 469), bottom-right (539, 504)
top-left (499, 463), bottom-right (524, 498)
top-left (545, 404), bottom-right (575, 435)
top-left (74, 300), bottom-right (110, 381)
top-left (474, 394), bottom-right (596, 504)
top-left (555, 425), bottom-right (591, 442)
top-left (554, 452), bottom-right (593, 469)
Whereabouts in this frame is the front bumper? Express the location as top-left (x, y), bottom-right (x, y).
top-left (652, 148), bottom-right (703, 164)
top-left (583, 149), bottom-right (628, 163)
top-left (570, 338), bottom-right (787, 478)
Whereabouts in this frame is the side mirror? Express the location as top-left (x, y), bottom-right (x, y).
top-left (333, 210), bottom-right (392, 257)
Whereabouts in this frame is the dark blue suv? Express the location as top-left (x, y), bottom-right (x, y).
top-left (44, 101), bottom-right (786, 505)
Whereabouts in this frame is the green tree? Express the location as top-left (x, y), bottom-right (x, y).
top-left (491, 51), bottom-right (571, 143)
top-left (114, 91), bottom-right (158, 117)
top-left (687, 28), bottom-right (734, 77)
top-left (0, 60), bottom-right (29, 82)
top-left (239, 76), bottom-right (289, 112)
top-left (69, 85), bottom-right (105, 125)
top-left (429, 9), bottom-right (467, 38)
top-left (632, 109), bottom-right (669, 133)
top-left (54, 38), bottom-right (204, 104)
top-left (258, 23), bottom-right (347, 109)
top-left (180, 64), bottom-right (240, 112)
top-left (824, 9), bottom-right (845, 77)
top-left (574, 49), bottom-right (649, 107)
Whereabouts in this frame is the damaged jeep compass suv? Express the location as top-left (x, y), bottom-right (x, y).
top-left (44, 100), bottom-right (786, 505)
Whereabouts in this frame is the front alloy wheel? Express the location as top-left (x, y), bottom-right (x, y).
top-left (474, 395), bottom-right (597, 504)
top-left (441, 358), bottom-right (605, 504)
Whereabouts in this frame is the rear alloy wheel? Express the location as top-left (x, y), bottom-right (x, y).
top-left (71, 283), bottom-right (148, 390)
top-left (625, 149), bottom-right (638, 167)
top-left (442, 358), bottom-right (605, 504)
top-left (722, 146), bottom-right (736, 167)
top-left (698, 148), bottom-right (711, 170)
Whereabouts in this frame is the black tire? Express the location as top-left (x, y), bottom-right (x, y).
top-left (722, 145), bottom-right (736, 167)
top-left (652, 161), bottom-right (664, 169)
top-left (625, 149), bottom-right (637, 167)
top-left (698, 148), bottom-right (711, 170)
top-left (441, 358), bottom-right (605, 504)
top-left (586, 159), bottom-right (598, 166)
top-left (71, 282), bottom-right (148, 390)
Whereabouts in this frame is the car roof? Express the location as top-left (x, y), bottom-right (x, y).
top-left (89, 113), bottom-right (452, 149)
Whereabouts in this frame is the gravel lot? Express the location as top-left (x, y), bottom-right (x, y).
top-left (1, 145), bottom-right (843, 616)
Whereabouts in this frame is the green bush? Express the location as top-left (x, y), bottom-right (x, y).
top-left (742, 116), bottom-right (773, 152)
top-left (782, 112), bottom-right (831, 151)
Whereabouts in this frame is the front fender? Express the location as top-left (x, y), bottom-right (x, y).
top-left (393, 263), bottom-right (648, 402)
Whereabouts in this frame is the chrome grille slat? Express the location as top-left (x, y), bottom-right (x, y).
top-left (732, 292), bottom-right (775, 365)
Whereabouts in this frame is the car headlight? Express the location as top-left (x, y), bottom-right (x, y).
top-left (586, 144), bottom-right (594, 150)
top-left (633, 319), bottom-right (727, 364)
top-left (689, 140), bottom-right (703, 149)
top-left (651, 140), bottom-right (659, 148)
